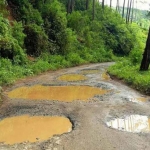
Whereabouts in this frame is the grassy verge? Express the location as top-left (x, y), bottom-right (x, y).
top-left (108, 59), bottom-right (150, 94)
top-left (0, 51), bottom-right (114, 85)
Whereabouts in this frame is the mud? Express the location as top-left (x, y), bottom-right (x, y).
top-left (0, 115), bottom-right (72, 145)
top-left (80, 69), bottom-right (100, 74)
top-left (1, 62), bottom-right (150, 150)
top-left (8, 85), bottom-right (108, 102)
top-left (57, 74), bottom-right (87, 81)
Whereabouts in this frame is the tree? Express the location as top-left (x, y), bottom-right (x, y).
top-left (131, 0), bottom-right (134, 23)
top-left (127, 0), bottom-right (133, 23)
top-left (110, 0), bottom-right (112, 8)
top-left (102, 0), bottom-right (104, 9)
top-left (67, 0), bottom-right (71, 14)
top-left (126, 0), bottom-right (133, 23)
top-left (140, 27), bottom-right (150, 71)
top-left (116, 0), bottom-right (120, 12)
top-left (67, 0), bottom-right (75, 14)
top-left (92, 0), bottom-right (95, 20)
top-left (86, 0), bottom-right (89, 10)
top-left (126, 0), bottom-right (130, 23)
top-left (122, 0), bottom-right (126, 18)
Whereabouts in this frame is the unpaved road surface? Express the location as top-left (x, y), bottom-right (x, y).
top-left (1, 62), bottom-right (150, 150)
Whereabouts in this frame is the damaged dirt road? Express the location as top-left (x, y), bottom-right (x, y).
top-left (1, 62), bottom-right (150, 150)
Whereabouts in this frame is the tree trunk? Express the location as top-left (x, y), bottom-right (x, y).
top-left (71, 0), bottom-right (75, 12)
top-left (116, 0), bottom-right (120, 12)
top-left (126, 0), bottom-right (130, 23)
top-left (131, 0), bottom-right (134, 23)
top-left (110, 0), bottom-right (112, 8)
top-left (140, 27), bottom-right (150, 71)
top-left (127, 0), bottom-right (132, 23)
top-left (92, 0), bottom-right (95, 20)
top-left (86, 0), bottom-right (89, 10)
top-left (102, 0), bottom-right (104, 9)
top-left (67, 0), bottom-right (71, 14)
top-left (122, 0), bottom-right (126, 18)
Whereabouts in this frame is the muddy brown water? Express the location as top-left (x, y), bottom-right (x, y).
top-left (57, 74), bottom-right (87, 81)
top-left (101, 72), bottom-right (110, 80)
top-left (7, 85), bottom-right (108, 102)
top-left (1, 62), bottom-right (150, 150)
top-left (0, 115), bottom-right (72, 145)
top-left (80, 69), bottom-right (100, 74)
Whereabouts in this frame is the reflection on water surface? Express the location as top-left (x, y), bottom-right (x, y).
top-left (107, 115), bottom-right (150, 133)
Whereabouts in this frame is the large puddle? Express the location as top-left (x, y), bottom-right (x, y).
top-left (106, 115), bottom-right (150, 133)
top-left (58, 74), bottom-right (87, 81)
top-left (8, 85), bottom-right (108, 102)
top-left (0, 115), bottom-right (72, 145)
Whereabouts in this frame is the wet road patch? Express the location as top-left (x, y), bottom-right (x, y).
top-left (8, 85), bottom-right (108, 102)
top-left (106, 115), bottom-right (150, 133)
top-left (101, 72), bottom-right (110, 80)
top-left (80, 69), bottom-right (99, 74)
top-left (58, 74), bottom-right (87, 81)
top-left (0, 115), bottom-right (72, 145)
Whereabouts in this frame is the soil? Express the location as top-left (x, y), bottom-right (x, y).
top-left (1, 62), bottom-right (150, 150)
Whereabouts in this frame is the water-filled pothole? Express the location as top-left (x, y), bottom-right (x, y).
top-left (0, 115), bottom-right (72, 145)
top-left (101, 72), bottom-right (110, 80)
top-left (8, 85), bottom-right (108, 102)
top-left (80, 69), bottom-right (99, 74)
top-left (106, 115), bottom-right (150, 133)
top-left (58, 74), bottom-right (87, 81)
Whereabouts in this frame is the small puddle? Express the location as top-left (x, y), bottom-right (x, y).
top-left (8, 85), bottom-right (108, 102)
top-left (58, 74), bottom-right (87, 81)
top-left (102, 72), bottom-right (110, 80)
top-left (80, 69), bottom-right (99, 74)
top-left (124, 96), bottom-right (147, 103)
top-left (137, 97), bottom-right (147, 102)
top-left (106, 115), bottom-right (150, 133)
top-left (0, 115), bottom-right (72, 145)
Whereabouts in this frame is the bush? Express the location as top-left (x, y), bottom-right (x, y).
top-left (24, 24), bottom-right (48, 56)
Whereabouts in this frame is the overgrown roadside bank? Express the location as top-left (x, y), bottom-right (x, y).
top-left (108, 60), bottom-right (150, 95)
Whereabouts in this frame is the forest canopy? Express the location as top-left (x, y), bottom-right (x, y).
top-left (0, 0), bottom-right (147, 85)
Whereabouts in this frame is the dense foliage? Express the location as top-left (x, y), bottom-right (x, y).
top-left (108, 25), bottom-right (149, 94)
top-left (0, 0), bottom-right (143, 85)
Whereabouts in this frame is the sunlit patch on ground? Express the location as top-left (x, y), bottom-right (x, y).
top-left (8, 85), bottom-right (108, 102)
top-left (57, 74), bottom-right (87, 81)
top-left (106, 115), bottom-right (150, 133)
top-left (0, 115), bottom-right (72, 145)
top-left (80, 69), bottom-right (100, 74)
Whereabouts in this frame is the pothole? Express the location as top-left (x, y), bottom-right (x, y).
top-left (57, 74), bottom-right (87, 81)
top-left (137, 97), bottom-right (147, 102)
top-left (101, 72), bottom-right (110, 80)
top-left (8, 85), bottom-right (108, 102)
top-left (121, 95), bottom-right (147, 103)
top-left (106, 115), bottom-right (150, 133)
top-left (80, 69), bottom-right (99, 74)
top-left (0, 115), bottom-right (72, 145)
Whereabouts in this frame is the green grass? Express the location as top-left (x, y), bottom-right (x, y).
top-left (108, 59), bottom-right (150, 94)
top-left (0, 51), bottom-right (114, 86)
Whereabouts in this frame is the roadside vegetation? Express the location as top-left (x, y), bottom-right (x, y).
top-left (108, 25), bottom-right (150, 94)
top-left (0, 0), bottom-right (148, 89)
